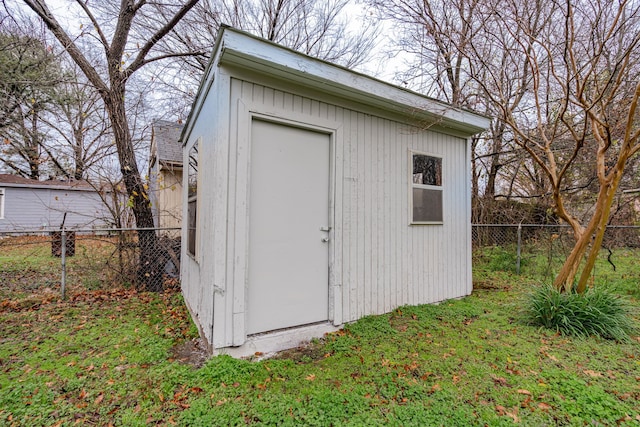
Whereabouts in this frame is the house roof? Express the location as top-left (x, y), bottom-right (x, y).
top-left (182, 26), bottom-right (490, 145)
top-left (0, 174), bottom-right (102, 191)
top-left (152, 120), bottom-right (184, 166)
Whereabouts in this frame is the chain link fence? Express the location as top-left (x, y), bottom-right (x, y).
top-left (3, 224), bottom-right (638, 300)
top-left (472, 224), bottom-right (640, 282)
top-left (0, 228), bottom-right (181, 300)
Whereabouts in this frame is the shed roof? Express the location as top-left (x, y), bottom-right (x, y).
top-left (0, 174), bottom-right (101, 191)
top-left (152, 120), bottom-right (184, 166)
top-left (183, 26), bottom-right (490, 144)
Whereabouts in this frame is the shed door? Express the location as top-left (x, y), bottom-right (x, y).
top-left (247, 119), bottom-right (330, 335)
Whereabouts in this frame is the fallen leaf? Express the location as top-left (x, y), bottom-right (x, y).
top-left (583, 369), bottom-right (603, 378)
top-left (506, 408), bottom-right (519, 422)
top-left (428, 383), bottom-right (441, 394)
top-left (538, 402), bottom-right (552, 411)
top-left (517, 389), bottom-right (531, 395)
top-left (94, 393), bottom-right (104, 405)
top-left (305, 374), bottom-right (316, 381)
top-left (491, 376), bottom-right (508, 386)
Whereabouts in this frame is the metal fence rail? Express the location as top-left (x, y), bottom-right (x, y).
top-left (0, 228), bottom-right (181, 299)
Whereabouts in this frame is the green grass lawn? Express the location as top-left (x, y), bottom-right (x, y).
top-left (1, 248), bottom-right (639, 426)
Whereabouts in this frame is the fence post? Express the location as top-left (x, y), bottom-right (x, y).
top-left (516, 223), bottom-right (522, 275)
top-left (61, 227), bottom-right (67, 300)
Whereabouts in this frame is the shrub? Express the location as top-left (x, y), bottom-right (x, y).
top-left (524, 284), bottom-right (636, 341)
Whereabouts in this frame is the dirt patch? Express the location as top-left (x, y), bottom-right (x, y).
top-left (170, 338), bottom-right (210, 368)
top-left (271, 340), bottom-right (329, 363)
top-left (473, 280), bottom-right (512, 291)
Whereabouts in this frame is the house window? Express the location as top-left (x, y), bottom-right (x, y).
top-left (411, 153), bottom-right (443, 223)
top-left (0, 188), bottom-right (4, 219)
top-left (187, 140), bottom-right (199, 257)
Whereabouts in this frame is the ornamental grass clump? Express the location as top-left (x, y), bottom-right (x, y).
top-left (525, 284), bottom-right (636, 341)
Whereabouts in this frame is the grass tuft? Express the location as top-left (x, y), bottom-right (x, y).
top-left (524, 283), bottom-right (636, 341)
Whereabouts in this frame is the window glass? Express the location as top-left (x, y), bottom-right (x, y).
top-left (411, 153), bottom-right (443, 223)
top-left (187, 141), bottom-right (198, 257)
top-left (412, 188), bottom-right (443, 222)
top-left (413, 155), bottom-right (442, 186)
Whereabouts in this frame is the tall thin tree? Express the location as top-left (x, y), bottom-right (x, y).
top-left (20, 0), bottom-right (202, 290)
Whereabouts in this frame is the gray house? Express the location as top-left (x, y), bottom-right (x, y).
top-left (0, 174), bottom-right (112, 232)
top-left (148, 120), bottom-right (184, 232)
top-left (180, 26), bottom-right (490, 357)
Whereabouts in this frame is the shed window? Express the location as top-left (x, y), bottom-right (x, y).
top-left (0, 188), bottom-right (4, 219)
top-left (412, 153), bottom-right (443, 223)
top-left (187, 140), bottom-right (199, 257)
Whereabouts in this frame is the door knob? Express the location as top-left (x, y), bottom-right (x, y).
top-left (321, 237), bottom-right (329, 242)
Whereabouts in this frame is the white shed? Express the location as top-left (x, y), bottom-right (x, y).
top-left (180, 26), bottom-right (490, 357)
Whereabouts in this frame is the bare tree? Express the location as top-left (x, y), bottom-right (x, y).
top-left (477, 0), bottom-right (640, 292)
top-left (367, 0), bottom-right (477, 105)
top-left (366, 0), bottom-right (534, 199)
top-left (44, 63), bottom-right (115, 180)
top-left (149, 0), bottom-right (379, 121)
top-left (0, 14), bottom-right (64, 178)
top-left (19, 0), bottom-right (202, 291)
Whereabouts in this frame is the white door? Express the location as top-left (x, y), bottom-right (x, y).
top-left (247, 119), bottom-right (330, 335)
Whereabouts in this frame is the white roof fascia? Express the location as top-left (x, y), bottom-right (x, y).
top-left (217, 27), bottom-right (490, 136)
top-left (0, 182), bottom-right (104, 192)
top-left (180, 26), bottom-right (230, 147)
top-left (180, 26), bottom-right (491, 145)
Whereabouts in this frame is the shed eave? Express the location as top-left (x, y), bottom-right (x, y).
top-left (218, 29), bottom-right (490, 136)
top-left (0, 182), bottom-right (105, 192)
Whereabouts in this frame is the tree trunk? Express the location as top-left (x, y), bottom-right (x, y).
top-left (104, 86), bottom-right (163, 291)
top-left (575, 173), bottom-right (624, 293)
top-left (73, 126), bottom-right (85, 180)
top-left (28, 112), bottom-right (40, 180)
top-left (471, 136), bottom-right (479, 199)
top-left (552, 172), bottom-right (623, 293)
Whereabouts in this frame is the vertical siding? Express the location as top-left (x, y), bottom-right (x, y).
top-left (181, 69), bottom-right (234, 348)
top-left (157, 169), bottom-right (182, 232)
top-left (229, 80), bottom-right (471, 329)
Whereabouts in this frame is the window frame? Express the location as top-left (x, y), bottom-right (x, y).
top-left (409, 150), bottom-right (444, 225)
top-left (186, 138), bottom-right (200, 260)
